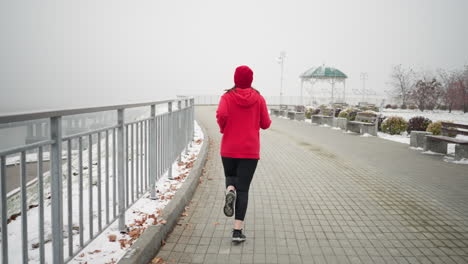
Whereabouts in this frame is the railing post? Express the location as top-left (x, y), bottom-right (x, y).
top-left (50, 116), bottom-right (64, 263)
top-left (168, 102), bottom-right (173, 180)
top-left (191, 98), bottom-right (195, 143)
top-left (149, 105), bottom-right (157, 199)
top-left (117, 109), bottom-right (126, 232)
top-left (185, 99), bottom-right (189, 155)
top-left (177, 100), bottom-right (182, 163)
top-left (1, 156), bottom-right (8, 264)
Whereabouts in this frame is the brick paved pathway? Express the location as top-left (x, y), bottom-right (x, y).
top-left (154, 106), bottom-right (468, 264)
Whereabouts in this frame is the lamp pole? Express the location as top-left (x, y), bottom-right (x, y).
top-left (277, 51), bottom-right (286, 107)
top-left (360, 72), bottom-right (368, 103)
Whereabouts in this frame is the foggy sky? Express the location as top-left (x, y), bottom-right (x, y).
top-left (1, 0), bottom-right (467, 114)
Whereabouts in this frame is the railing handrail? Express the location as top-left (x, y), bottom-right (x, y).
top-left (0, 96), bottom-right (196, 264)
top-left (0, 99), bottom-right (182, 124)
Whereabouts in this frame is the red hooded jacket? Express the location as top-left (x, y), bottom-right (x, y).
top-left (216, 87), bottom-right (271, 159)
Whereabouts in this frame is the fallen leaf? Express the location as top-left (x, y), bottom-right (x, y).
top-left (108, 234), bottom-right (117, 242)
top-left (151, 257), bottom-right (165, 264)
top-left (159, 219), bottom-right (167, 225)
top-left (213, 222), bottom-right (220, 225)
top-left (119, 239), bottom-right (129, 249)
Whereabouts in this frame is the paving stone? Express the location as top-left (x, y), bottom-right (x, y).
top-left (150, 107), bottom-right (468, 263)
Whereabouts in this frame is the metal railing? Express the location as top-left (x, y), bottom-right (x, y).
top-left (0, 98), bottom-right (195, 263)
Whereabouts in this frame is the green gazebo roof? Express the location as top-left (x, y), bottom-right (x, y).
top-left (300, 66), bottom-right (347, 79)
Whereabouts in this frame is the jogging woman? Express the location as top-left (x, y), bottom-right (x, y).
top-left (216, 65), bottom-right (271, 242)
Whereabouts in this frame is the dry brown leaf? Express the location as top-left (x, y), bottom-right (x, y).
top-left (159, 219), bottom-right (167, 225)
top-left (151, 257), bottom-right (165, 264)
top-left (108, 234), bottom-right (117, 242)
top-left (213, 222), bottom-right (220, 225)
top-left (119, 239), bottom-right (128, 249)
top-left (128, 228), bottom-right (141, 239)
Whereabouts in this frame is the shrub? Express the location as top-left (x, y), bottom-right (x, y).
top-left (381, 116), bottom-right (408, 135)
top-left (334, 108), bottom-right (342, 117)
top-left (427, 121), bottom-right (456, 137)
top-left (438, 105), bottom-right (447, 111)
top-left (305, 108), bottom-right (313, 119)
top-left (361, 105), bottom-right (379, 112)
top-left (378, 116), bottom-right (387, 131)
top-left (407, 116), bottom-right (432, 134)
top-left (319, 104), bottom-right (328, 110)
top-left (391, 104), bottom-right (398, 109)
top-left (385, 104), bottom-right (392, 109)
top-left (401, 104), bottom-right (407, 109)
top-left (312, 108), bottom-right (320, 115)
top-left (408, 104), bottom-right (417, 110)
top-left (427, 121), bottom-right (442, 135)
top-left (339, 108), bottom-right (359, 121)
top-left (348, 110), bottom-right (358, 121)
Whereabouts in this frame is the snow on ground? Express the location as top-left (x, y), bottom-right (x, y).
top-left (380, 109), bottom-right (468, 124)
top-left (377, 132), bottom-right (410, 144)
top-left (5, 121), bottom-right (204, 264)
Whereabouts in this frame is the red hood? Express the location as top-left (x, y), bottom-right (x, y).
top-left (228, 88), bottom-right (260, 108)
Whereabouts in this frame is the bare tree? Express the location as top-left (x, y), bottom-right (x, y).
top-left (411, 77), bottom-right (442, 111)
top-left (437, 69), bottom-right (458, 112)
top-left (389, 64), bottom-right (415, 106)
top-left (458, 66), bottom-right (468, 113)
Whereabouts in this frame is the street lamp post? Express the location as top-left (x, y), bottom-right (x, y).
top-left (360, 72), bottom-right (368, 103)
top-left (277, 51), bottom-right (286, 107)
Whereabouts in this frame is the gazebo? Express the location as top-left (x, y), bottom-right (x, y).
top-left (299, 65), bottom-right (348, 106)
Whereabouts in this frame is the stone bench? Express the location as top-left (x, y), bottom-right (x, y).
top-left (312, 109), bottom-right (334, 126)
top-left (287, 111), bottom-right (305, 121)
top-left (347, 112), bottom-right (379, 136)
top-left (424, 122), bottom-right (468, 160)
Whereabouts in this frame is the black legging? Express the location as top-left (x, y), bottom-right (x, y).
top-left (221, 156), bottom-right (258, 221)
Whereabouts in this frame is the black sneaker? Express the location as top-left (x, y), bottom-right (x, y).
top-left (223, 190), bottom-right (236, 217)
top-left (232, 229), bottom-right (246, 242)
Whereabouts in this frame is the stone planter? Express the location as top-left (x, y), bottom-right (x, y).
top-left (333, 117), bottom-right (347, 130)
top-left (270, 109), bottom-right (280, 117)
top-left (279, 110), bottom-right (288, 118)
top-left (294, 112), bottom-right (305, 121)
top-left (311, 115), bottom-right (322, 125)
top-left (321, 116), bottom-right (334, 126)
top-left (410, 131), bottom-right (432, 148)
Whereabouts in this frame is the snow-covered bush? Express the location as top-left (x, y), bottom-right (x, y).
top-left (339, 108), bottom-right (359, 121)
top-left (391, 104), bottom-right (398, 109)
top-left (401, 104), bottom-right (407, 109)
top-left (427, 121), bottom-right (456, 137)
top-left (334, 108), bottom-right (342, 117)
top-left (381, 116), bottom-right (408, 135)
top-left (385, 104), bottom-right (392, 109)
top-left (407, 116), bottom-right (432, 134)
top-left (338, 110), bottom-right (348, 118)
top-left (378, 116), bottom-right (387, 131)
top-left (305, 108), bottom-right (314, 119)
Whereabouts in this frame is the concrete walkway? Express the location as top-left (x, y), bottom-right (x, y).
top-left (154, 106), bottom-right (468, 264)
